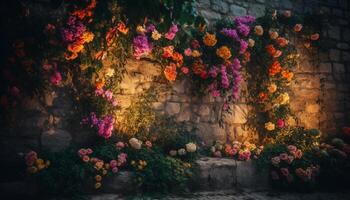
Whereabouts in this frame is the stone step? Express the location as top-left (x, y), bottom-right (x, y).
top-left (195, 157), bottom-right (268, 190)
top-left (0, 157), bottom-right (268, 198)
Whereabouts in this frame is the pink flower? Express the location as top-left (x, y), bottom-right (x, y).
top-left (78, 148), bottom-right (87, 157)
top-left (116, 142), bottom-right (125, 150)
top-left (95, 89), bottom-right (104, 96)
top-left (82, 155), bottom-right (90, 162)
top-left (181, 67), bottom-right (189, 74)
top-left (271, 171), bottom-right (279, 180)
top-left (287, 155), bottom-right (294, 164)
top-left (110, 160), bottom-right (117, 168)
top-left (287, 145), bottom-right (297, 153)
top-left (112, 99), bottom-right (118, 107)
top-left (165, 32), bottom-right (176, 40)
top-left (280, 168), bottom-right (289, 176)
top-left (86, 148), bottom-right (93, 154)
top-left (104, 90), bottom-right (113, 101)
top-left (294, 149), bottom-right (303, 159)
top-left (118, 153), bottom-right (127, 166)
top-left (279, 153), bottom-right (288, 161)
top-left (25, 151), bottom-right (37, 166)
top-left (277, 119), bottom-right (285, 128)
top-left (50, 70), bottom-right (62, 86)
top-left (145, 141), bottom-right (152, 148)
top-left (184, 48), bottom-right (192, 56)
top-left (112, 167), bottom-right (118, 173)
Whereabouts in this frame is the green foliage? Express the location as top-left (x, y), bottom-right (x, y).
top-left (275, 127), bottom-right (320, 151)
top-left (127, 147), bottom-right (194, 194)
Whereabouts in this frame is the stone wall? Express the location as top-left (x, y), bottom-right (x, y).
top-left (1, 0), bottom-right (350, 166)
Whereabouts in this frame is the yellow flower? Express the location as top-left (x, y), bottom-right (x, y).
top-left (203, 33), bottom-right (217, 46)
top-left (138, 165), bottom-right (143, 170)
top-left (151, 30), bottom-right (162, 40)
top-left (45, 160), bottom-right (51, 167)
top-left (37, 164), bottom-right (46, 170)
top-left (81, 31), bottom-right (94, 43)
top-left (131, 160), bottom-right (136, 166)
top-left (104, 68), bottom-right (115, 77)
top-left (265, 122), bottom-right (275, 131)
top-left (254, 25), bottom-right (264, 36)
top-left (104, 163), bottom-right (110, 170)
top-left (95, 175), bottom-right (102, 182)
top-left (136, 25), bottom-right (146, 34)
top-left (286, 116), bottom-right (297, 126)
top-left (35, 158), bottom-right (44, 166)
top-left (102, 169), bottom-right (107, 175)
top-left (275, 93), bottom-right (290, 106)
top-left (95, 182), bottom-right (102, 189)
top-left (216, 46), bottom-right (232, 60)
top-left (267, 83), bottom-right (277, 93)
top-left (191, 50), bottom-right (201, 57)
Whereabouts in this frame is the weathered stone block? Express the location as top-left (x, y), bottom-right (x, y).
top-left (165, 102), bottom-right (181, 115)
top-left (230, 5), bottom-right (247, 16)
top-left (41, 129), bottom-right (72, 152)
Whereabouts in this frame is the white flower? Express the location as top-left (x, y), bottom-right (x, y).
top-left (129, 138), bottom-right (142, 149)
top-left (178, 148), bottom-right (186, 156)
top-left (169, 150), bottom-right (177, 156)
top-left (185, 142), bottom-right (197, 153)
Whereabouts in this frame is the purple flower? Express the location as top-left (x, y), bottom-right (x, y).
top-left (146, 24), bottom-right (156, 32)
top-left (97, 116), bottom-right (114, 139)
top-left (234, 15), bottom-right (256, 25)
top-left (237, 24), bottom-right (250, 37)
top-left (211, 90), bottom-right (221, 97)
top-left (61, 17), bottom-right (86, 43)
top-left (169, 24), bottom-right (178, 33)
top-left (209, 66), bottom-right (219, 78)
top-left (133, 35), bottom-right (152, 59)
top-left (221, 28), bottom-right (240, 41)
top-left (220, 65), bottom-right (229, 89)
top-left (231, 58), bottom-right (241, 70)
top-left (239, 40), bottom-right (248, 54)
top-left (165, 24), bottom-right (178, 40)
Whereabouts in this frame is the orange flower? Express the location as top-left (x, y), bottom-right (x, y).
top-left (304, 42), bottom-right (311, 48)
top-left (162, 46), bottom-right (174, 58)
top-left (95, 79), bottom-right (105, 89)
top-left (216, 46), bottom-right (232, 60)
top-left (294, 24), bottom-right (303, 32)
top-left (95, 50), bottom-right (107, 60)
top-left (164, 63), bottom-right (177, 81)
top-left (276, 37), bottom-right (289, 47)
top-left (106, 27), bottom-right (117, 46)
top-left (259, 92), bottom-right (267, 102)
top-left (72, 10), bottom-right (87, 20)
top-left (269, 60), bottom-right (282, 76)
top-left (87, 0), bottom-right (97, 10)
top-left (81, 31), bottom-right (94, 43)
top-left (117, 22), bottom-right (129, 35)
top-left (203, 33), bottom-right (217, 46)
top-left (171, 52), bottom-right (183, 66)
top-left (310, 33), bottom-right (319, 41)
top-left (243, 51), bottom-right (251, 62)
top-left (281, 70), bottom-right (294, 81)
top-left (192, 59), bottom-right (205, 75)
top-left (265, 44), bottom-right (276, 56)
top-left (67, 40), bottom-right (85, 53)
top-left (64, 52), bottom-right (78, 60)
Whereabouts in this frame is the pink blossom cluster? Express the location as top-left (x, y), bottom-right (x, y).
top-left (95, 88), bottom-right (118, 107)
top-left (82, 112), bottom-right (115, 139)
top-left (165, 24), bottom-right (179, 40)
top-left (109, 153), bottom-right (127, 173)
top-left (25, 150), bottom-right (38, 166)
top-left (61, 16), bottom-right (86, 43)
top-left (78, 148), bottom-right (93, 162)
top-left (133, 35), bottom-right (152, 59)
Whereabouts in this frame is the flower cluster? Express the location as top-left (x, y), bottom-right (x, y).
top-left (269, 145), bottom-right (319, 184)
top-left (95, 88), bottom-right (118, 107)
top-left (78, 145), bottom-right (127, 189)
top-left (62, 16), bottom-right (94, 60)
top-left (25, 151), bottom-right (50, 174)
top-left (169, 142), bottom-right (197, 157)
top-left (82, 112), bottom-right (115, 139)
top-left (209, 141), bottom-right (263, 161)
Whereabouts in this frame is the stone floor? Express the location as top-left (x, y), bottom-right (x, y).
top-left (82, 189), bottom-right (350, 200)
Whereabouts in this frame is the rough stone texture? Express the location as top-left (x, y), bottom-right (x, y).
top-left (41, 129), bottom-right (72, 152)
